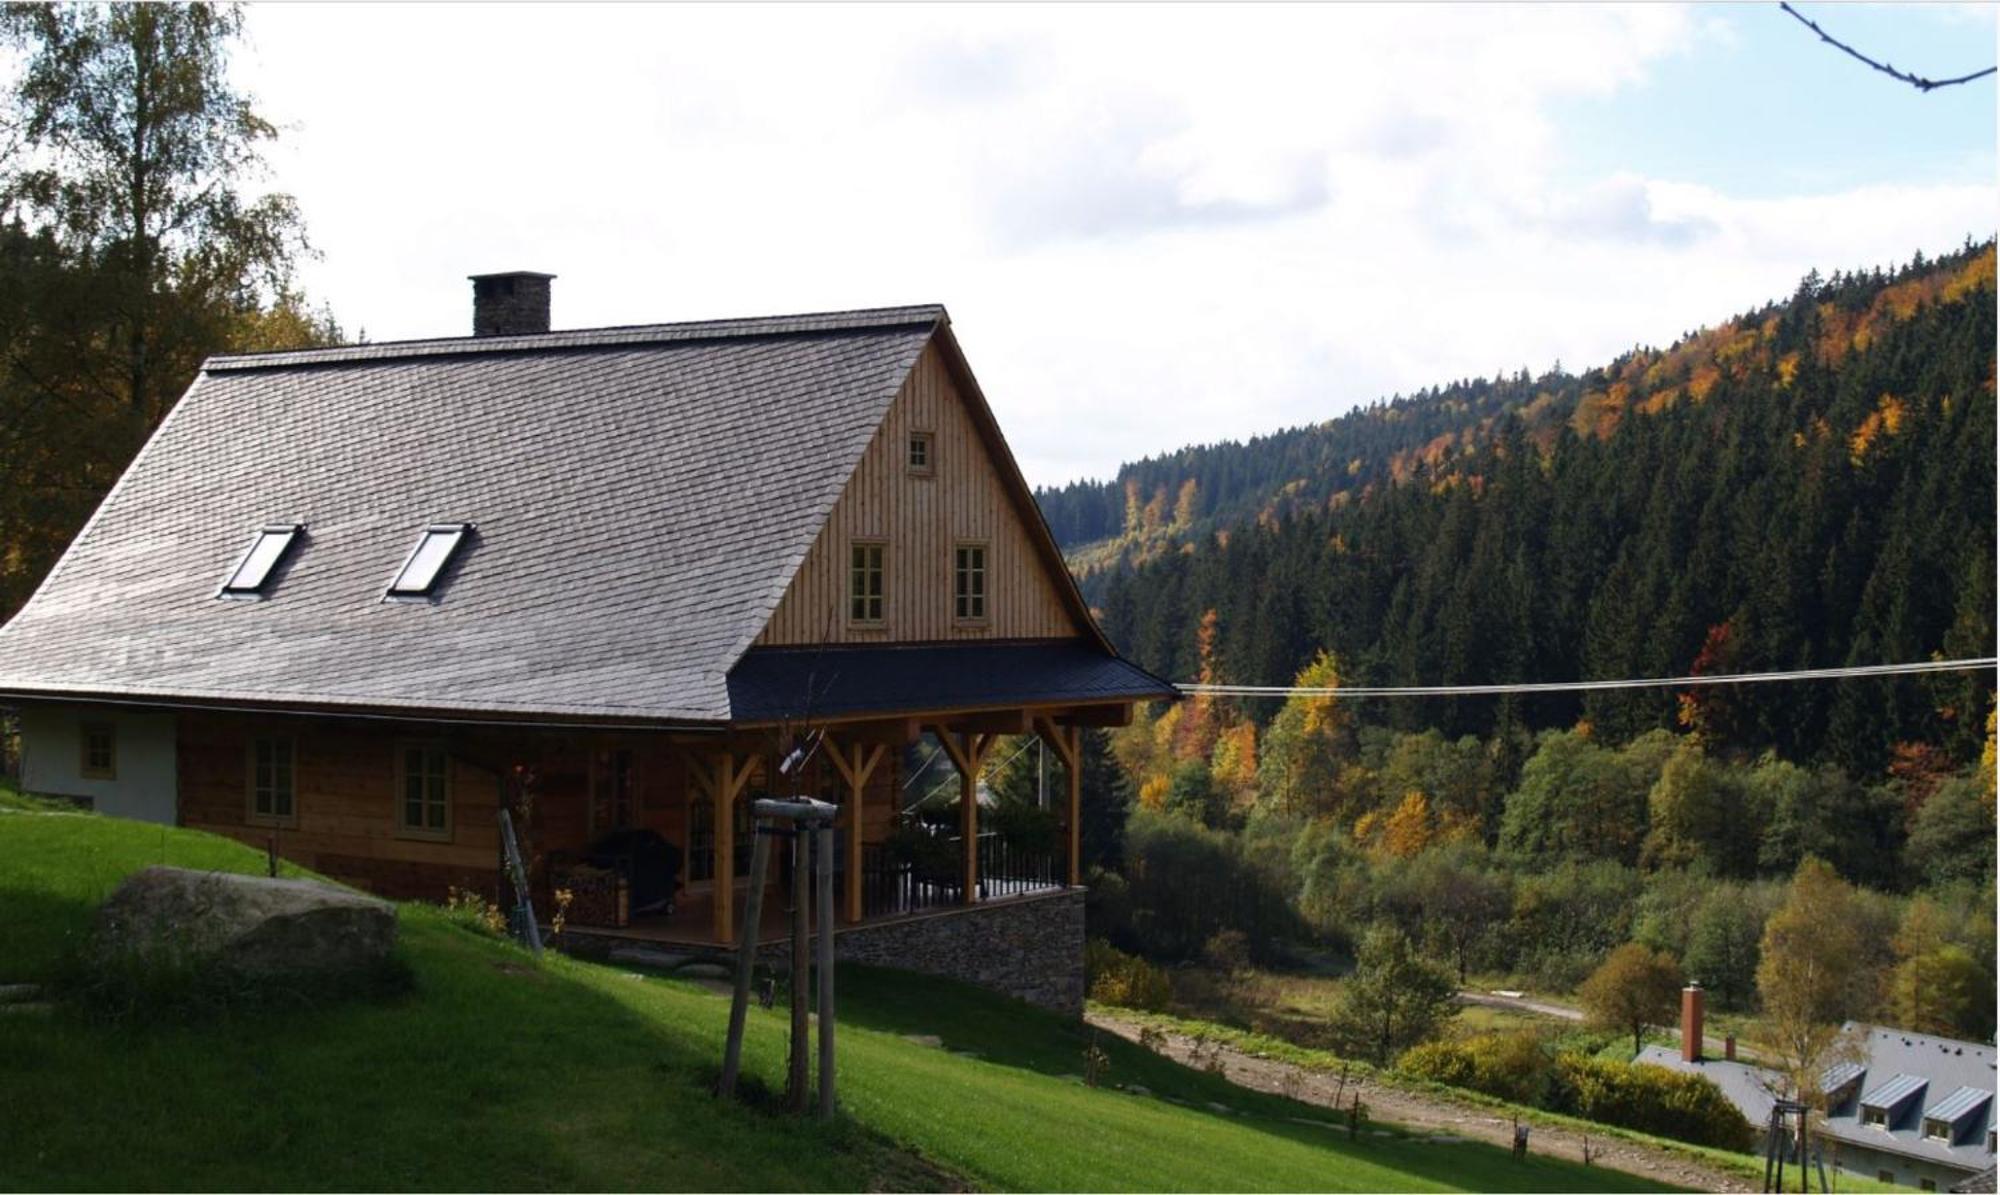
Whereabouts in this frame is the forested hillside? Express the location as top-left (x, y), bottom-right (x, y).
top-left (1056, 243), bottom-right (1996, 773)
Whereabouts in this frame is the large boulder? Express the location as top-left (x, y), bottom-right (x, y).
top-left (93, 866), bottom-right (396, 979)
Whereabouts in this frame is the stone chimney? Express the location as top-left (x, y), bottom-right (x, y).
top-left (469, 271), bottom-right (555, 337)
top-left (1681, 982), bottom-right (1705, 1063)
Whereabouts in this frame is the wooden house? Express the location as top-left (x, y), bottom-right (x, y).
top-left (0, 273), bottom-right (1175, 1011)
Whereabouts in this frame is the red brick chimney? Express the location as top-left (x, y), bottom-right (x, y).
top-left (1681, 982), bottom-right (1705, 1063)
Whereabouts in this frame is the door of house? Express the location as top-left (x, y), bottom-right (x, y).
top-left (588, 747), bottom-right (636, 839)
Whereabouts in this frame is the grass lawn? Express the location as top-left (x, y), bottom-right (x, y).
top-left (0, 805), bottom-right (1674, 1192)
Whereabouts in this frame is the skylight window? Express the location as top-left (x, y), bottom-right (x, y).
top-left (387, 524), bottom-right (471, 598)
top-left (219, 525), bottom-right (303, 597)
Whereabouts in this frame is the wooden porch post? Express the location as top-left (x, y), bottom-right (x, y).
top-left (933, 729), bottom-right (994, 907)
top-left (825, 740), bottom-right (886, 924)
top-left (1037, 717), bottom-right (1084, 887)
top-left (691, 750), bottom-right (757, 945)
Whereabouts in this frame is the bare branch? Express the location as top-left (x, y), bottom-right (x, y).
top-left (1780, 3), bottom-right (1996, 92)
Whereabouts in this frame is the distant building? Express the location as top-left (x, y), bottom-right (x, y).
top-left (1639, 987), bottom-right (1996, 1192)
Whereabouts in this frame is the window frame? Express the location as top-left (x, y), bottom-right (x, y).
top-left (218, 524), bottom-right (304, 599)
top-left (78, 722), bottom-right (117, 781)
top-left (245, 735), bottom-right (299, 828)
top-left (953, 541), bottom-right (989, 624)
top-left (385, 523), bottom-right (473, 601)
top-left (907, 431), bottom-right (934, 477)
top-left (394, 740), bottom-right (454, 842)
top-left (1923, 1118), bottom-right (1952, 1143)
top-left (848, 540), bottom-right (886, 626)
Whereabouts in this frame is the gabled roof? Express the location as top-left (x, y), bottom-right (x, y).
top-left (0, 307), bottom-right (1011, 724)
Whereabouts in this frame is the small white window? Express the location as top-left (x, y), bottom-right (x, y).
top-left (849, 542), bottom-right (885, 624)
top-left (387, 524), bottom-right (471, 598)
top-left (220, 525), bottom-right (302, 596)
top-left (396, 742), bottom-right (452, 840)
top-left (79, 723), bottom-right (116, 780)
top-left (247, 737), bottom-right (296, 826)
top-left (1924, 1119), bottom-right (1951, 1143)
top-left (954, 543), bottom-right (987, 622)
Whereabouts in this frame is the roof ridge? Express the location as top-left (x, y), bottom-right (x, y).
top-left (205, 303), bottom-right (948, 372)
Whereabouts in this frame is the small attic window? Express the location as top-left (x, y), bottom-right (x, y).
top-left (387, 524), bottom-right (471, 599)
top-left (219, 525), bottom-right (302, 597)
top-left (908, 432), bottom-right (933, 475)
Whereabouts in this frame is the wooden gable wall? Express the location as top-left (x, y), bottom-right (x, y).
top-left (757, 339), bottom-right (1080, 646)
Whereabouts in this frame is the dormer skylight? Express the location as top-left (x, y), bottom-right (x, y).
top-left (386, 524), bottom-right (471, 599)
top-left (218, 525), bottom-right (303, 597)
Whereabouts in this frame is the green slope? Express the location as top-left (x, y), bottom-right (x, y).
top-left (0, 803), bottom-right (1671, 1192)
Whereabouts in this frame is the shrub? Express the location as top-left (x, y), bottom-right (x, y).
top-left (1398, 1030), bottom-right (1554, 1106)
top-left (1549, 1052), bottom-right (1755, 1152)
top-left (1085, 938), bottom-right (1172, 1011)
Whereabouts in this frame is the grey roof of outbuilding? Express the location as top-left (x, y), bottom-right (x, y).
top-left (1634, 1046), bottom-right (1778, 1130)
top-left (0, 308), bottom-right (977, 724)
top-left (1648, 1027), bottom-right (1997, 1175)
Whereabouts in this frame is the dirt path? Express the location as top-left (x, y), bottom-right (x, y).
top-left (1458, 989), bottom-right (1586, 1022)
top-left (1088, 1010), bottom-right (1751, 1193)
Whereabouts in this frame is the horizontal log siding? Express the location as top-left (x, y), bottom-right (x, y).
top-left (178, 712), bottom-right (504, 901)
top-left (175, 715), bottom-right (899, 905)
top-left (757, 341), bottom-right (1077, 645)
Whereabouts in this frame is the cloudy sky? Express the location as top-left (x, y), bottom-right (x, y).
top-left (239, 3), bottom-right (1996, 487)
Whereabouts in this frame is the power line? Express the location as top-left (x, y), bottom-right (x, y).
top-left (1181, 656), bottom-right (1997, 699)
top-left (1779, 2), bottom-right (1997, 93)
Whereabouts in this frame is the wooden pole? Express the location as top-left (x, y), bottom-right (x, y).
top-left (789, 826), bottom-right (810, 1113)
top-left (713, 755), bottom-right (735, 945)
top-left (1066, 726), bottom-right (1082, 886)
top-left (816, 822), bottom-right (836, 1118)
top-left (718, 826), bottom-right (773, 1100)
top-left (960, 747), bottom-right (979, 905)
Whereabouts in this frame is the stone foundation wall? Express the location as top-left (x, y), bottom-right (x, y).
top-left (833, 888), bottom-right (1085, 1017)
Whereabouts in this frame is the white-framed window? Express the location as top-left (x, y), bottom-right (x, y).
top-left (954, 543), bottom-right (987, 622)
top-left (386, 524), bottom-right (471, 599)
top-left (907, 432), bottom-right (934, 475)
top-left (79, 723), bottom-right (116, 780)
top-left (396, 742), bottom-right (452, 840)
top-left (247, 737), bottom-right (297, 826)
top-left (849, 542), bottom-right (885, 624)
top-left (1862, 1106), bottom-right (1888, 1128)
top-left (219, 525), bottom-right (304, 597)
top-left (1923, 1119), bottom-right (1952, 1143)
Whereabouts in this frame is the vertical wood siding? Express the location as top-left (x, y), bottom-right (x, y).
top-left (756, 340), bottom-right (1079, 646)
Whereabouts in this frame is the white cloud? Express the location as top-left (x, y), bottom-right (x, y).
top-left (234, 3), bottom-right (1994, 486)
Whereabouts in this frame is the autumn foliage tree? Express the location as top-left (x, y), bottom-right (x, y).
top-left (1578, 943), bottom-right (1683, 1057)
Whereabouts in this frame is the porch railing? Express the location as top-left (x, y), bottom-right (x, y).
top-left (860, 831), bottom-right (1062, 919)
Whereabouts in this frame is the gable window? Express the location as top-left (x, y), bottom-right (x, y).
top-left (396, 743), bottom-right (452, 840)
top-left (1923, 1118), bottom-right (1952, 1143)
top-left (849, 542), bottom-right (885, 624)
top-left (387, 524), bottom-right (471, 599)
top-left (1862, 1106), bottom-right (1888, 1128)
top-left (79, 723), bottom-right (116, 780)
top-left (908, 432), bottom-right (933, 475)
top-left (220, 524), bottom-right (303, 597)
top-left (954, 543), bottom-right (987, 622)
top-left (247, 737), bottom-right (296, 826)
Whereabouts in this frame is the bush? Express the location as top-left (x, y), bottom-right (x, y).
top-left (1085, 938), bottom-right (1173, 1011)
top-left (1398, 1034), bottom-right (1754, 1152)
top-left (1550, 1052), bottom-right (1755, 1152)
top-left (1398, 1030), bottom-right (1553, 1105)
